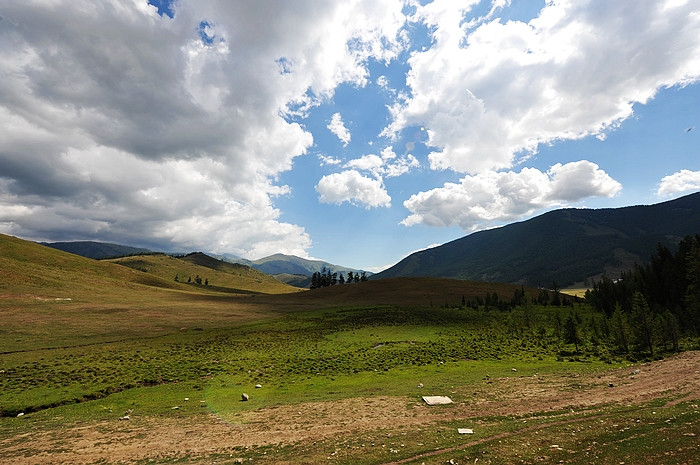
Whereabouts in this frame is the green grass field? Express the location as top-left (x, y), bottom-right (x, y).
top-left (0, 234), bottom-right (698, 464)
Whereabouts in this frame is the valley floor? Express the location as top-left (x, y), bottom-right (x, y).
top-left (2, 351), bottom-right (698, 465)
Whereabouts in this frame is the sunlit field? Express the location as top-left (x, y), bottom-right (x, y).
top-left (1, 235), bottom-right (698, 464)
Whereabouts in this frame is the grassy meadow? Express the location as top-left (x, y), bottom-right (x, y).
top-left (1, 234), bottom-right (698, 464)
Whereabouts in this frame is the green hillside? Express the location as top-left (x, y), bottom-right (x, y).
top-left (269, 272), bottom-right (312, 288)
top-left (110, 252), bottom-right (300, 295)
top-left (0, 234), bottom-right (165, 297)
top-left (0, 235), bottom-right (299, 351)
top-left (1, 233), bottom-right (542, 352)
top-left (281, 276), bottom-right (539, 308)
top-left (375, 192), bottom-right (700, 287)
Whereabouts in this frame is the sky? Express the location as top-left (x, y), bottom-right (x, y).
top-left (0, 0), bottom-right (699, 272)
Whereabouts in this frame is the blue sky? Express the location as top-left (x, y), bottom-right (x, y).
top-left (0, 0), bottom-right (698, 272)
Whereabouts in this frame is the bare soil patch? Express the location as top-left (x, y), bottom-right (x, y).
top-left (2, 351), bottom-right (698, 464)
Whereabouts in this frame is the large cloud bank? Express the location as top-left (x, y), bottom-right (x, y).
top-left (386, 0), bottom-right (699, 229)
top-left (1, 0), bottom-right (698, 256)
top-left (0, 0), bottom-right (406, 255)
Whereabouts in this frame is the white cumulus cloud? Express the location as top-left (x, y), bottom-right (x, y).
top-left (402, 161), bottom-right (621, 229)
top-left (657, 170), bottom-right (700, 197)
top-left (343, 147), bottom-right (421, 179)
top-left (384, 153), bottom-right (420, 178)
top-left (347, 154), bottom-right (384, 172)
top-left (317, 146), bottom-right (421, 210)
top-left (316, 170), bottom-right (391, 208)
top-left (386, 0), bottom-right (700, 174)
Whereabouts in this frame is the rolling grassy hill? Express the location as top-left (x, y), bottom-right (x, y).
top-left (0, 234), bottom-right (165, 297)
top-left (40, 242), bottom-right (370, 288)
top-left (109, 252), bottom-right (300, 295)
top-left (1, 234), bottom-right (298, 299)
top-left (1, 233), bottom-right (537, 351)
top-left (280, 276), bottom-right (540, 309)
top-left (269, 272), bottom-right (313, 288)
top-left (375, 192), bottom-right (700, 287)
top-left (0, 235), bottom-right (300, 351)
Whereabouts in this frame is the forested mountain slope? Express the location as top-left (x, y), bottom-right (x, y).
top-left (375, 192), bottom-right (700, 287)
top-left (42, 240), bottom-right (154, 259)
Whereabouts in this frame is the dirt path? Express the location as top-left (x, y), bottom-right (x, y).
top-left (2, 351), bottom-right (698, 464)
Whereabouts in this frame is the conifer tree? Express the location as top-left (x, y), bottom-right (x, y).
top-left (685, 238), bottom-right (700, 333)
top-left (563, 312), bottom-right (582, 352)
top-left (630, 292), bottom-right (655, 356)
top-left (553, 312), bottom-right (562, 339)
top-left (660, 309), bottom-right (680, 352)
top-left (551, 281), bottom-right (561, 306)
top-left (610, 303), bottom-right (630, 354)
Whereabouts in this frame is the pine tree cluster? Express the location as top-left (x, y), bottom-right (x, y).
top-left (310, 267), bottom-right (368, 289)
top-left (585, 235), bottom-right (700, 355)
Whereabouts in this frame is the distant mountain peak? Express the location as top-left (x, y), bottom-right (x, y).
top-left (251, 253), bottom-right (370, 277)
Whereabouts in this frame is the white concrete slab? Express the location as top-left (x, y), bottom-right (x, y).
top-left (422, 395), bottom-right (453, 405)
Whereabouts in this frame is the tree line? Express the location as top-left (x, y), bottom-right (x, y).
top-left (429, 236), bottom-right (698, 360)
top-left (174, 274), bottom-right (209, 286)
top-left (459, 283), bottom-right (574, 312)
top-left (310, 267), bottom-right (368, 289)
top-left (584, 235), bottom-right (700, 357)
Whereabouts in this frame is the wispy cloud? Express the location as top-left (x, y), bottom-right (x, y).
top-left (318, 154), bottom-right (343, 166)
top-left (327, 113), bottom-right (351, 147)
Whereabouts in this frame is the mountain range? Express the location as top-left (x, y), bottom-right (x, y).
top-left (374, 192), bottom-right (700, 287)
top-left (227, 254), bottom-right (371, 287)
top-left (40, 193), bottom-right (700, 288)
top-left (43, 242), bottom-right (370, 288)
top-left (42, 241), bottom-right (153, 259)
